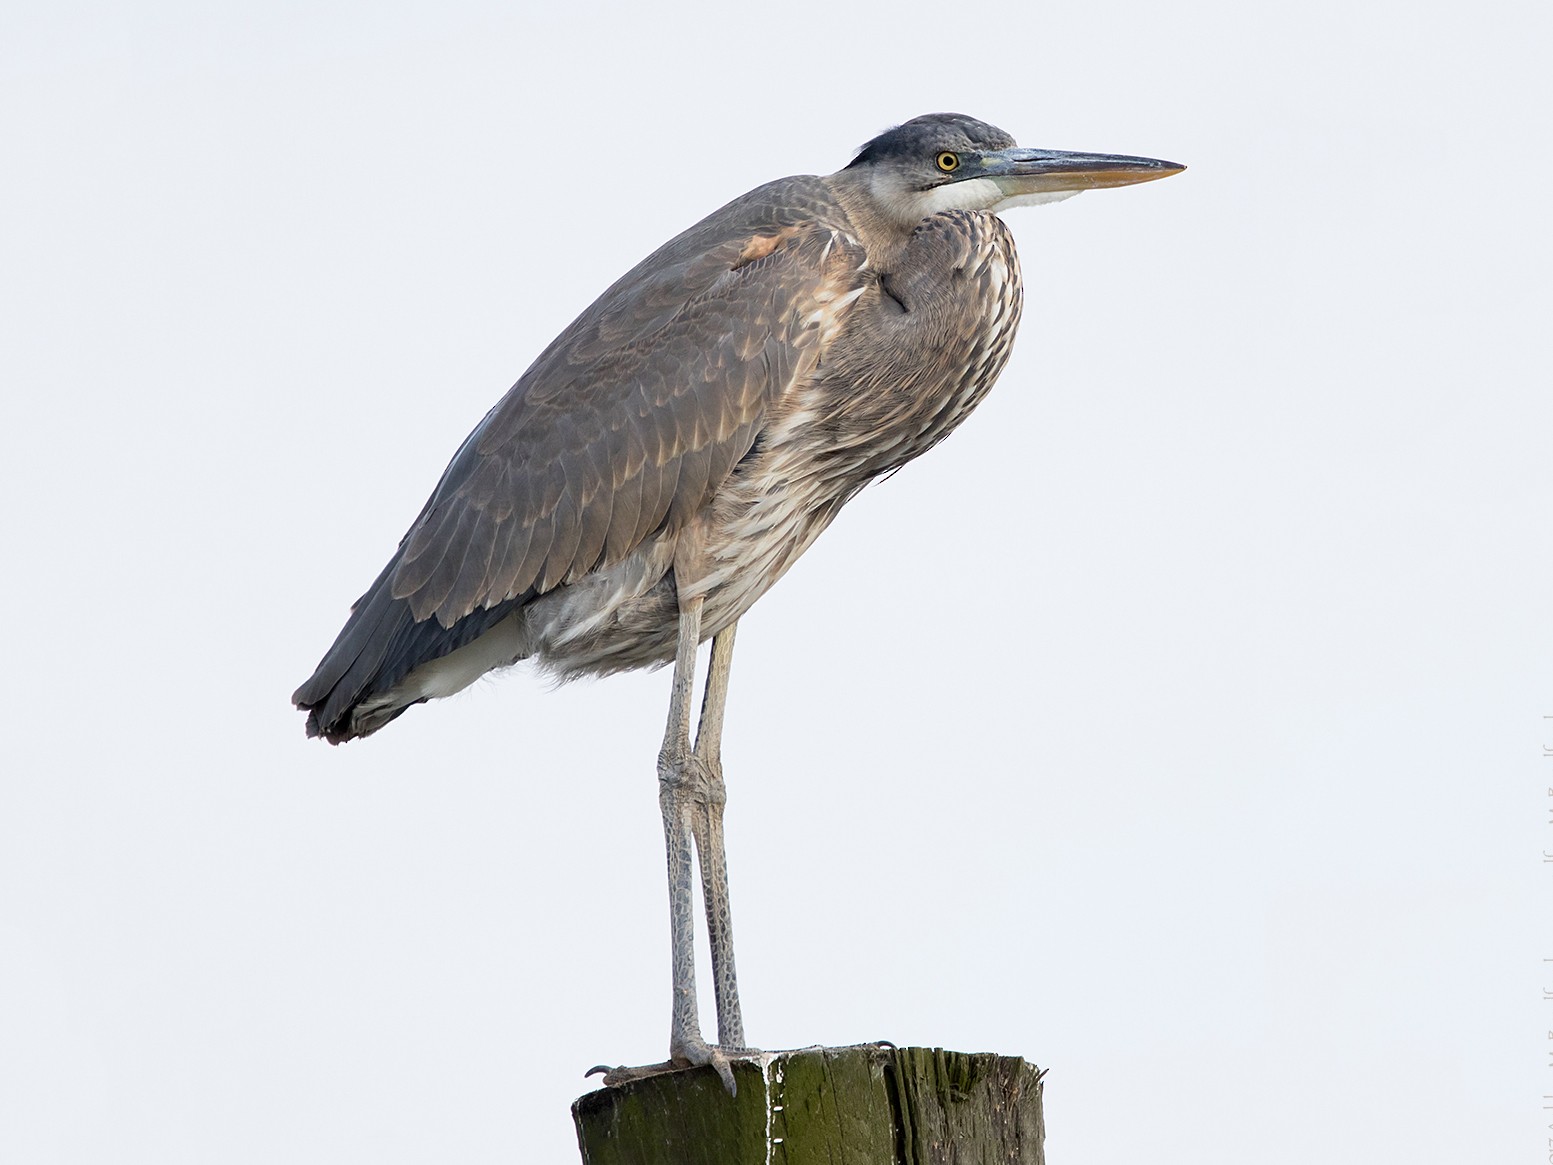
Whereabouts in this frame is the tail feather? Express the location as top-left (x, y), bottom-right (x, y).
top-left (293, 559), bottom-right (524, 744)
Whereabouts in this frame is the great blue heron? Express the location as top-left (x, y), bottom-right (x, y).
top-left (295, 112), bottom-right (1182, 1091)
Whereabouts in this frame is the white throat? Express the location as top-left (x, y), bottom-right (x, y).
top-left (991, 189), bottom-right (1081, 211)
top-left (872, 172), bottom-right (1081, 226)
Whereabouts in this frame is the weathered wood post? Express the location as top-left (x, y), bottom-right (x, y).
top-left (573, 1044), bottom-right (1045, 1165)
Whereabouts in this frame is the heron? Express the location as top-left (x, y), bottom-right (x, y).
top-left (294, 113), bottom-right (1182, 1092)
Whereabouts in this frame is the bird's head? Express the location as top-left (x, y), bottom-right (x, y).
top-left (837, 112), bottom-right (1184, 230)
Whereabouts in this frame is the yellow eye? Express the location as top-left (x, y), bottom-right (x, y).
top-left (935, 151), bottom-right (960, 173)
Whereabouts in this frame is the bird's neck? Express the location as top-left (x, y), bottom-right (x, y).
top-left (822, 170), bottom-right (921, 273)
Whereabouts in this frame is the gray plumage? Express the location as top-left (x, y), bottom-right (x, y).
top-left (294, 113), bottom-right (1181, 1086)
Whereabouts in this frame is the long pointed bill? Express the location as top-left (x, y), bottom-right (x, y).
top-left (976, 147), bottom-right (1185, 194)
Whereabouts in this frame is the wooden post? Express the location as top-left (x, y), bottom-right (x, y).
top-left (573, 1044), bottom-right (1045, 1165)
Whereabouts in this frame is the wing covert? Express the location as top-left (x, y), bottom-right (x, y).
top-left (390, 188), bottom-right (866, 627)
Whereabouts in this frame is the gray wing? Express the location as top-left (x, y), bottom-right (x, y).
top-left (390, 187), bottom-right (865, 628)
top-left (294, 177), bottom-right (866, 740)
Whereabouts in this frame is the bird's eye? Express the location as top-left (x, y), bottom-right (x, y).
top-left (935, 151), bottom-right (960, 173)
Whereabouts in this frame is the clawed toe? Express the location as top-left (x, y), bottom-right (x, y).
top-left (704, 1046), bottom-right (736, 1095)
top-left (676, 1035), bottom-right (755, 1095)
top-left (587, 1042), bottom-right (759, 1096)
top-left (593, 1058), bottom-right (685, 1087)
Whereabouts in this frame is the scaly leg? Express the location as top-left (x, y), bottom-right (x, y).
top-left (594, 602), bottom-right (754, 1094)
top-left (656, 593), bottom-right (738, 1093)
top-left (690, 622), bottom-right (745, 1049)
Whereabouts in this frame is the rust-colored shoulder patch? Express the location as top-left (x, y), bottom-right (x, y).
top-left (733, 230), bottom-right (791, 269)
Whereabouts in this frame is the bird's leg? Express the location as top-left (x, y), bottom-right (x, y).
top-left (594, 599), bottom-right (755, 1094)
top-left (653, 594), bottom-right (739, 1092)
top-left (690, 622), bottom-right (746, 1050)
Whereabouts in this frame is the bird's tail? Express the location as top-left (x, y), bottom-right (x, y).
top-left (293, 559), bottom-right (524, 744)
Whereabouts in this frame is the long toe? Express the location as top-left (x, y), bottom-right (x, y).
top-left (593, 1042), bottom-right (761, 1096)
top-left (673, 1036), bottom-right (762, 1096)
top-left (704, 1045), bottom-right (736, 1096)
top-left (596, 1058), bottom-right (686, 1087)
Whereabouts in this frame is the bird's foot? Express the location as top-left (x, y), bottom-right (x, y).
top-left (586, 1039), bottom-right (759, 1096)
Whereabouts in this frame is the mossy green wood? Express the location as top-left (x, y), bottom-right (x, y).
top-left (572, 1045), bottom-right (1045, 1165)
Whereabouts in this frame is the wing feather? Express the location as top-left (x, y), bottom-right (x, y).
top-left (603, 465), bottom-right (645, 564)
top-left (414, 506), bottom-right (479, 621)
top-left (540, 479), bottom-right (583, 593)
top-left (511, 512), bottom-right (557, 602)
top-left (386, 181), bottom-right (866, 626)
top-left (480, 503), bottom-right (524, 601)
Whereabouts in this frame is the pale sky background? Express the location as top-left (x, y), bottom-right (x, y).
top-left (3, 1), bottom-right (1550, 1162)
